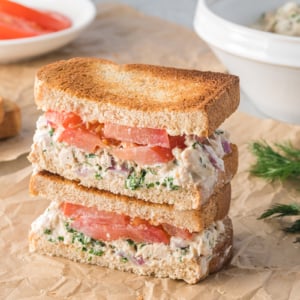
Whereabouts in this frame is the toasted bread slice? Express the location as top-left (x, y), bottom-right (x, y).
top-left (30, 171), bottom-right (231, 233)
top-left (34, 57), bottom-right (239, 136)
top-left (29, 204), bottom-right (233, 285)
top-left (0, 98), bottom-right (21, 139)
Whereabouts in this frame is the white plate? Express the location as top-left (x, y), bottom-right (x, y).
top-left (0, 0), bottom-right (96, 63)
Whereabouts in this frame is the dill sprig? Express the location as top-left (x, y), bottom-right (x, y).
top-left (258, 204), bottom-right (300, 241)
top-left (284, 220), bottom-right (300, 233)
top-left (249, 141), bottom-right (300, 181)
top-left (258, 203), bottom-right (300, 219)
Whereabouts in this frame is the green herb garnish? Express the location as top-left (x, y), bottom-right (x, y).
top-left (49, 127), bottom-right (55, 137)
top-left (44, 229), bottom-right (52, 235)
top-left (250, 141), bottom-right (300, 243)
top-left (58, 236), bottom-right (64, 242)
top-left (162, 177), bottom-right (179, 190)
top-left (146, 183), bottom-right (155, 189)
top-left (249, 141), bottom-right (300, 181)
top-left (258, 203), bottom-right (300, 242)
top-left (95, 240), bottom-right (106, 247)
top-left (121, 257), bottom-right (128, 263)
top-left (95, 173), bottom-right (102, 180)
top-left (125, 169), bottom-right (147, 190)
top-left (258, 203), bottom-right (300, 219)
top-left (127, 239), bottom-right (137, 251)
top-left (180, 246), bottom-right (190, 255)
top-left (126, 239), bottom-right (134, 246)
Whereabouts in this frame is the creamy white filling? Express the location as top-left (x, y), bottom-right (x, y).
top-left (31, 202), bottom-right (225, 265)
top-left (254, 2), bottom-right (300, 36)
top-left (30, 116), bottom-right (230, 197)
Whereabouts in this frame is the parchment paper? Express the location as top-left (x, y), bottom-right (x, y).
top-left (0, 2), bottom-right (299, 300)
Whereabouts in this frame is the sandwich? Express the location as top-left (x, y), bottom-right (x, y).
top-left (28, 57), bottom-right (239, 284)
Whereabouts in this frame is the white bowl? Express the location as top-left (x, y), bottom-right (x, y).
top-left (194, 0), bottom-right (300, 124)
top-left (0, 0), bottom-right (96, 63)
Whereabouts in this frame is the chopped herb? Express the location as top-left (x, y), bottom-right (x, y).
top-left (95, 240), bottom-right (106, 247)
top-left (89, 248), bottom-right (104, 256)
top-left (180, 246), bottom-right (190, 255)
top-left (138, 243), bottom-right (146, 249)
top-left (88, 256), bottom-right (92, 262)
top-left (162, 177), bottom-right (179, 190)
top-left (86, 153), bottom-right (96, 158)
top-left (126, 239), bottom-right (134, 246)
top-left (44, 229), bottom-right (52, 235)
top-left (192, 141), bottom-right (205, 149)
top-left (146, 183), bottom-right (155, 189)
top-left (121, 257), bottom-right (128, 263)
top-left (148, 168), bottom-right (157, 175)
top-left (127, 239), bottom-right (137, 251)
top-left (94, 250), bottom-right (104, 256)
top-left (58, 236), bottom-right (64, 242)
top-left (125, 169), bottom-right (147, 190)
top-left (65, 222), bottom-right (75, 233)
top-left (155, 181), bottom-right (160, 186)
top-left (70, 229), bottom-right (91, 245)
top-left (82, 247), bottom-right (87, 252)
top-left (192, 142), bottom-right (199, 149)
top-left (49, 127), bottom-right (55, 137)
top-left (95, 173), bottom-right (102, 180)
top-left (42, 149), bottom-right (47, 153)
top-left (199, 157), bottom-right (207, 168)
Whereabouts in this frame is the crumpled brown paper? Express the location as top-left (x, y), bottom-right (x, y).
top-left (0, 2), bottom-right (299, 300)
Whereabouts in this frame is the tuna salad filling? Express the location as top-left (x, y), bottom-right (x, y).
top-left (29, 112), bottom-right (232, 199)
top-left (30, 201), bottom-right (227, 269)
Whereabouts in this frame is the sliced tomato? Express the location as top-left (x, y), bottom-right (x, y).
top-left (103, 123), bottom-right (170, 148)
top-left (169, 135), bottom-right (186, 149)
top-left (0, 11), bottom-right (46, 39)
top-left (45, 110), bottom-right (185, 164)
top-left (45, 111), bottom-right (82, 128)
top-left (44, 11), bottom-right (72, 31)
top-left (71, 218), bottom-right (170, 244)
top-left (62, 203), bottom-right (170, 244)
top-left (58, 127), bottom-right (104, 153)
top-left (112, 145), bottom-right (174, 165)
top-left (162, 223), bottom-right (193, 240)
top-left (0, 1), bottom-right (71, 32)
top-left (62, 203), bottom-right (129, 225)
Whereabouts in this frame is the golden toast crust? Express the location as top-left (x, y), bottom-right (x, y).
top-left (35, 57), bottom-right (240, 136)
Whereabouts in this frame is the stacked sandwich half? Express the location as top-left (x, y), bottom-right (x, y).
top-left (28, 58), bottom-right (239, 284)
